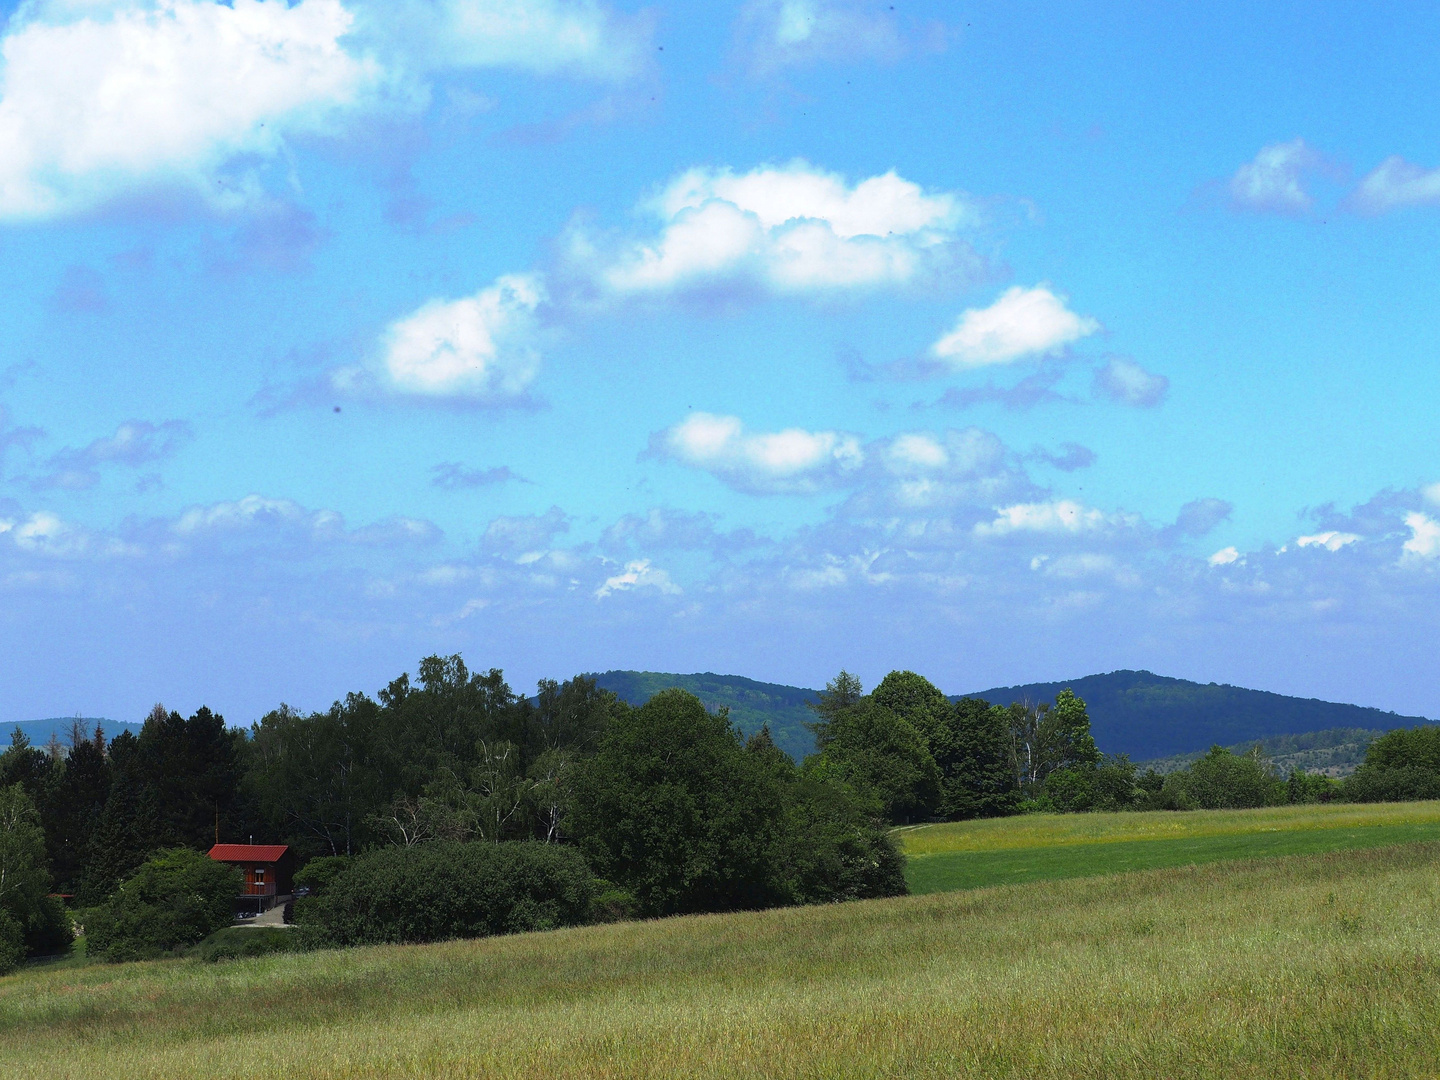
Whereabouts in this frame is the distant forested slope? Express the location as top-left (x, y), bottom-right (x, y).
top-left (1138, 727), bottom-right (1383, 778)
top-left (589, 671), bottom-right (818, 762)
top-left (961, 670), bottom-right (1434, 760)
top-left (3, 717), bottom-right (137, 750)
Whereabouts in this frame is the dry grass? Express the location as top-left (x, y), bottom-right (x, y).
top-left (6, 840), bottom-right (1440, 1078)
top-left (897, 798), bottom-right (1440, 856)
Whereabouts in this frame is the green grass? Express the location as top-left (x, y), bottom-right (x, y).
top-left (899, 800), bottom-right (1440, 894)
top-left (5, 839), bottom-right (1440, 1077)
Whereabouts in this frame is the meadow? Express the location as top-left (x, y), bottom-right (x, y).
top-left (6, 830), bottom-right (1440, 1077)
top-left (899, 799), bottom-right (1440, 893)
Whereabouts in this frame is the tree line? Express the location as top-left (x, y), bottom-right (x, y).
top-left (3, 656), bottom-right (1439, 969)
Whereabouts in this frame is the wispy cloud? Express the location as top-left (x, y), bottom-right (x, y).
top-left (1092, 357), bottom-right (1168, 407)
top-left (34, 420), bottom-right (192, 490)
top-left (1228, 139), bottom-right (1325, 214)
top-left (430, 463), bottom-right (529, 490)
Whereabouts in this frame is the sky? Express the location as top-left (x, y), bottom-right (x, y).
top-left (2, 0), bottom-right (1440, 726)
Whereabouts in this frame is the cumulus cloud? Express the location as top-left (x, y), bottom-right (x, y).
top-left (930, 286), bottom-right (1099, 368)
top-left (1425, 482), bottom-right (1440, 507)
top-left (1208, 546), bottom-right (1240, 566)
top-left (594, 557), bottom-right (681, 599)
top-left (567, 161), bottom-right (977, 299)
top-left (653, 412), bottom-right (864, 495)
top-left (733, 0), bottom-right (905, 73)
top-left (1296, 531), bottom-right (1360, 552)
top-left (1351, 157), bottom-right (1440, 214)
top-left (0, 0), bottom-right (377, 220)
top-left (1228, 139), bottom-right (1324, 214)
top-left (376, 274), bottom-right (545, 400)
top-left (0, 0), bottom-right (649, 221)
top-left (1403, 512), bottom-right (1440, 560)
top-left (35, 420), bottom-right (192, 490)
top-left (974, 500), bottom-right (1109, 538)
top-left (1092, 357), bottom-right (1169, 407)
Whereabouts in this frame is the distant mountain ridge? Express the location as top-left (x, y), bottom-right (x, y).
top-left (589, 671), bottom-right (818, 762)
top-left (591, 669), bottom-right (1434, 764)
top-left (960, 670), bottom-right (1434, 761)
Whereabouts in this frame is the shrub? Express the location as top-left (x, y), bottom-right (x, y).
top-left (1044, 756), bottom-right (1142, 813)
top-left (0, 910), bottom-right (23, 976)
top-left (296, 841), bottom-right (595, 948)
top-left (192, 926), bottom-right (301, 963)
top-left (1344, 765), bottom-right (1440, 803)
top-left (86, 848), bottom-right (242, 962)
top-left (1158, 747), bottom-right (1284, 810)
top-left (772, 775), bottom-right (908, 903)
top-left (24, 896), bottom-right (73, 958)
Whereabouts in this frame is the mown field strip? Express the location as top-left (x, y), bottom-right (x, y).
top-left (898, 799), bottom-right (1440, 856)
top-left (5, 843), bottom-right (1440, 1078)
top-left (905, 820), bottom-right (1440, 894)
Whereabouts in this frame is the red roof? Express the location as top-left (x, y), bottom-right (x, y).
top-left (209, 844), bottom-right (289, 863)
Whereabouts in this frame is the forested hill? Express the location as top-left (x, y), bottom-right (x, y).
top-left (589, 671), bottom-right (818, 762)
top-left (961, 671), bottom-right (1435, 761)
top-left (4, 717), bottom-right (137, 749)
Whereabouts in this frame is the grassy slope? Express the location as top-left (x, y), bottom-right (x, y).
top-left (900, 801), bottom-right (1440, 894)
top-left (7, 842), bottom-right (1440, 1077)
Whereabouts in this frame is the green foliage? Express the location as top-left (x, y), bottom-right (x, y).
top-left (804, 670), bottom-right (865, 749)
top-left (594, 670), bottom-right (820, 762)
top-left (1344, 725), bottom-right (1440, 804)
top-left (191, 926), bottom-right (302, 963)
top-left (1157, 747), bottom-right (1284, 810)
top-left (296, 841), bottom-right (595, 947)
top-left (871, 671), bottom-right (952, 754)
top-left (0, 783), bottom-right (59, 969)
top-left (966, 669), bottom-right (1434, 760)
top-left (569, 690), bottom-right (904, 916)
top-left (568, 689), bottom-right (788, 915)
top-left (1286, 769), bottom-right (1338, 804)
top-left (86, 849), bottom-right (242, 963)
top-left (1044, 756), bottom-right (1143, 813)
top-left (815, 701), bottom-right (941, 824)
top-left (937, 700), bottom-right (1019, 819)
top-left (294, 855), bottom-right (351, 897)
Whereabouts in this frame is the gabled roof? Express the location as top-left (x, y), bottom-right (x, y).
top-left (209, 843), bottom-right (290, 863)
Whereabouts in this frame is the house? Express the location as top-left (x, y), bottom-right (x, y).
top-left (208, 843), bottom-right (295, 911)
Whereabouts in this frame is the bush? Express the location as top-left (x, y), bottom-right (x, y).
top-left (0, 910), bottom-right (23, 976)
top-left (23, 896), bottom-right (73, 958)
top-left (1287, 769), bottom-right (1338, 804)
top-left (296, 841), bottom-right (595, 948)
top-left (772, 774), bottom-right (908, 903)
top-left (1044, 756), bottom-right (1142, 813)
top-left (191, 926), bottom-right (301, 963)
top-left (86, 848), bottom-right (242, 962)
top-left (1344, 765), bottom-right (1440, 803)
top-left (1158, 747), bottom-right (1284, 810)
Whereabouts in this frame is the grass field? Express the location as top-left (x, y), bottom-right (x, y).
top-left (6, 836), bottom-right (1440, 1077)
top-left (899, 800), bottom-right (1440, 893)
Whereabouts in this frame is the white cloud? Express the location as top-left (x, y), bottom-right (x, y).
top-left (0, 0), bottom-right (378, 220)
top-left (1093, 357), bottom-right (1169, 408)
top-left (1296, 531), bottom-right (1360, 552)
top-left (367, 0), bottom-right (650, 82)
top-left (0, 0), bottom-right (649, 220)
top-left (1351, 156), bottom-right (1440, 215)
top-left (1208, 546), bottom-right (1240, 566)
top-left (1403, 512), bottom-right (1440, 560)
top-left (11, 511), bottom-right (89, 557)
top-left (380, 274), bottom-right (544, 399)
top-left (735, 0), bottom-right (904, 73)
top-left (930, 286), bottom-right (1099, 367)
top-left (1425, 483), bottom-right (1440, 507)
top-left (1228, 139), bottom-right (1323, 213)
top-left (575, 161), bottom-right (976, 297)
top-left (594, 558), bottom-right (680, 599)
top-left (656, 412), bottom-right (864, 494)
top-left (975, 499), bottom-right (1107, 537)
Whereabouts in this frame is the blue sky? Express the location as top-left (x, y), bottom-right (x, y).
top-left (2, 0), bottom-right (1439, 726)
